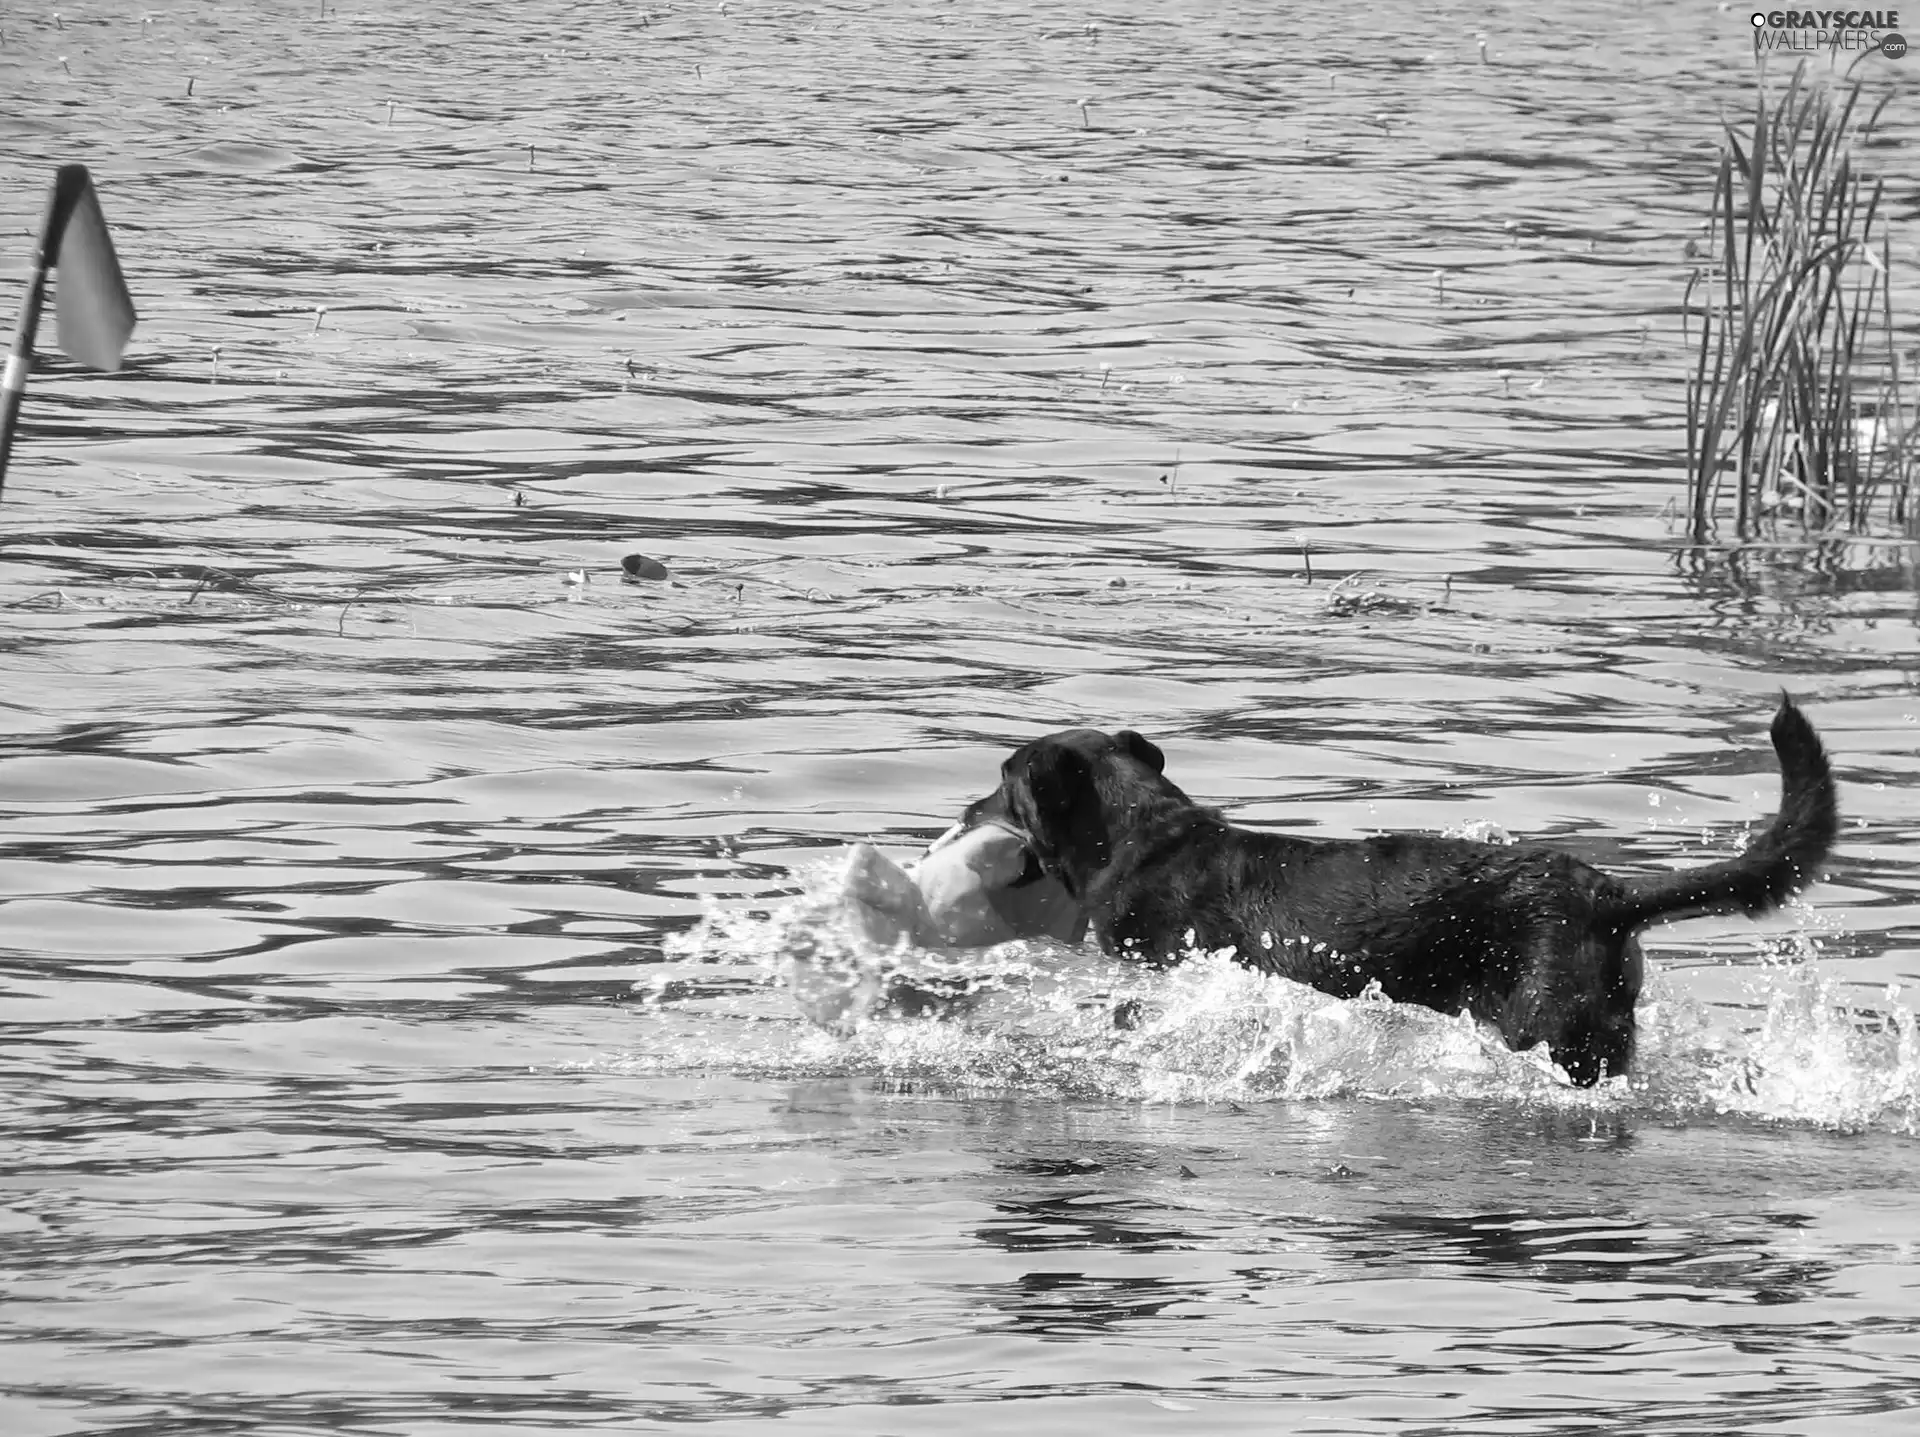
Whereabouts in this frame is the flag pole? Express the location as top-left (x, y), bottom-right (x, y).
top-left (0, 173), bottom-right (68, 495)
top-left (0, 165), bottom-right (134, 498)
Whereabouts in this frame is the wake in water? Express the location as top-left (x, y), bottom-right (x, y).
top-left (646, 859), bottom-right (1919, 1135)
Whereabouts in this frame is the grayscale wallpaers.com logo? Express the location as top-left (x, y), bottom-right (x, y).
top-left (1751, 10), bottom-right (1907, 58)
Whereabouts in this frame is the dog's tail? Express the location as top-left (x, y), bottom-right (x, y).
top-left (1603, 696), bottom-right (1837, 932)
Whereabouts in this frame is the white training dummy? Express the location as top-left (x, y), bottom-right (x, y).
top-left (842, 821), bottom-right (1085, 950)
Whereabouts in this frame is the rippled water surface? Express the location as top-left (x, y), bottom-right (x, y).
top-left (5, 1), bottom-right (1920, 1432)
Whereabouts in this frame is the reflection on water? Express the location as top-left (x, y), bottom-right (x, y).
top-left (4, 0), bottom-right (1920, 1432)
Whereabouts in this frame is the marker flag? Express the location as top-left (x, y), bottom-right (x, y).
top-left (1, 164), bottom-right (138, 495)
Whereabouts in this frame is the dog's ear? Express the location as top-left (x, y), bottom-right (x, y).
top-left (1118, 731), bottom-right (1165, 774)
top-left (1017, 742), bottom-right (1110, 877)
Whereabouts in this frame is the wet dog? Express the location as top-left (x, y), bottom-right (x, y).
top-left (961, 699), bottom-right (1837, 1086)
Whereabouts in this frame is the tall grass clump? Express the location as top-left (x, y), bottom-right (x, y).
top-left (1685, 65), bottom-right (1917, 543)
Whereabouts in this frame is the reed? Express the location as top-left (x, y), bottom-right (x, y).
top-left (1684, 64), bottom-right (1916, 542)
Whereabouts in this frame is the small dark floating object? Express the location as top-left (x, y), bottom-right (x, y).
top-left (621, 554), bottom-right (670, 581)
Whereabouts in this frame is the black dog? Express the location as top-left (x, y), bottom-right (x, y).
top-left (963, 699), bottom-right (1837, 1086)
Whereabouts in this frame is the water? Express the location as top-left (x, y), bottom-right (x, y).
top-left (4, 0), bottom-right (1920, 1431)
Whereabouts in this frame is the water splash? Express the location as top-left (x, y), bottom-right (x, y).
top-left (1634, 950), bottom-right (1920, 1133)
top-left (642, 868), bottom-right (1919, 1135)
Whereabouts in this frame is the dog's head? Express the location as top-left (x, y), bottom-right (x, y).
top-left (961, 728), bottom-right (1177, 898)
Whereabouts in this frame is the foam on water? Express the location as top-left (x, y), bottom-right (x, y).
top-left (642, 864), bottom-right (1920, 1136)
